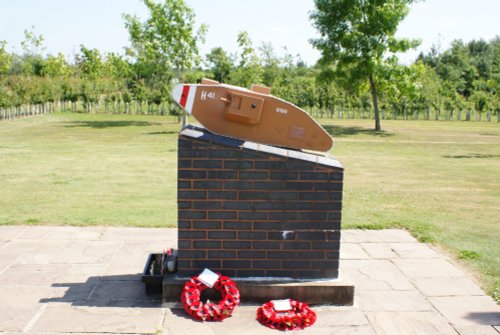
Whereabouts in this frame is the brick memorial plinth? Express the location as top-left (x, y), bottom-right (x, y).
top-left (164, 125), bottom-right (354, 304)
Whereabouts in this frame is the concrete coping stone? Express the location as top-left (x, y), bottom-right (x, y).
top-left (180, 125), bottom-right (343, 169)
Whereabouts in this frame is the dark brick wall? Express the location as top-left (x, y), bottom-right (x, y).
top-left (177, 128), bottom-right (343, 279)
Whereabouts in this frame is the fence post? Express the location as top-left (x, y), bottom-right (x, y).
top-left (487, 112), bottom-right (491, 122)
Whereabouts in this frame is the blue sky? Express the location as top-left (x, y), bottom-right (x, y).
top-left (1, 0), bottom-right (499, 65)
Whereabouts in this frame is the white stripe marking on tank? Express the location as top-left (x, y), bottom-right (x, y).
top-left (171, 85), bottom-right (183, 105)
top-left (184, 85), bottom-right (197, 114)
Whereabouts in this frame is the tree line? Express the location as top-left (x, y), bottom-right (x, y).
top-left (0, 0), bottom-right (498, 123)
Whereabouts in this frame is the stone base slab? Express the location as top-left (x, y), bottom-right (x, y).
top-left (163, 273), bottom-right (354, 305)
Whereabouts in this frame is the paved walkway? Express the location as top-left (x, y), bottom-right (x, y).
top-left (0, 226), bottom-right (498, 335)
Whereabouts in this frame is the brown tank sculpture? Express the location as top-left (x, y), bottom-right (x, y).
top-left (171, 79), bottom-right (333, 152)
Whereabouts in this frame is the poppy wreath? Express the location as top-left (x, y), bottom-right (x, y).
top-left (180, 274), bottom-right (240, 321)
top-left (256, 299), bottom-right (316, 331)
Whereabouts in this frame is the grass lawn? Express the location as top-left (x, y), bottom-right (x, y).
top-left (0, 113), bottom-right (499, 301)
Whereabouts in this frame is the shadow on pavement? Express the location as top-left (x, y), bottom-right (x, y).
top-left (465, 312), bottom-right (500, 325)
top-left (40, 274), bottom-right (162, 308)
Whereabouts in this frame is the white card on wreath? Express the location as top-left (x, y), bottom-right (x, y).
top-left (272, 299), bottom-right (292, 311)
top-left (198, 268), bottom-right (219, 288)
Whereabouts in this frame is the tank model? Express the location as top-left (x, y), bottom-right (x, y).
top-left (171, 79), bottom-right (332, 152)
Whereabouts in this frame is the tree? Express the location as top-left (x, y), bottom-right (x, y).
top-left (259, 43), bottom-right (281, 87)
top-left (123, 0), bottom-right (206, 86)
top-left (76, 46), bottom-right (104, 80)
top-left (20, 26), bottom-right (46, 76)
top-left (104, 52), bottom-right (133, 80)
top-left (229, 31), bottom-right (262, 87)
top-left (205, 47), bottom-right (233, 83)
top-left (41, 53), bottom-right (72, 78)
top-left (0, 40), bottom-right (12, 77)
top-left (310, 0), bottom-right (419, 130)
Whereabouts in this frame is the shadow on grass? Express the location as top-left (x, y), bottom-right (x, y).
top-left (322, 125), bottom-right (394, 138)
top-left (443, 153), bottom-right (500, 159)
top-left (144, 131), bottom-right (178, 135)
top-left (63, 121), bottom-right (162, 129)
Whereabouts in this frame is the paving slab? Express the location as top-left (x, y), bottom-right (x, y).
top-left (46, 278), bottom-right (100, 304)
top-left (0, 256), bottom-right (13, 275)
top-left (100, 227), bottom-right (176, 241)
top-left (366, 311), bottom-right (458, 334)
top-left (31, 303), bottom-right (165, 334)
top-left (393, 258), bottom-right (465, 278)
top-left (356, 290), bottom-right (434, 312)
top-left (0, 226), bottom-right (26, 241)
top-left (342, 229), bottom-right (417, 243)
top-left (0, 285), bottom-right (53, 332)
top-left (360, 243), bottom-right (399, 259)
top-left (340, 259), bottom-right (414, 291)
top-left (0, 264), bottom-right (69, 286)
top-left (412, 276), bottom-right (485, 297)
top-left (119, 240), bottom-right (172, 254)
top-left (50, 240), bottom-right (122, 264)
top-left (59, 263), bottom-right (107, 282)
top-left (389, 242), bottom-right (441, 259)
top-left (453, 325), bottom-right (500, 335)
top-left (340, 243), bottom-right (371, 259)
top-left (428, 296), bottom-right (500, 327)
top-left (310, 307), bottom-right (369, 327)
top-left (16, 226), bottom-right (55, 240)
top-left (102, 252), bottom-right (151, 278)
top-left (89, 279), bottom-right (148, 303)
top-left (0, 240), bottom-right (67, 265)
top-left (0, 226), bottom-right (498, 335)
top-left (42, 226), bottom-right (106, 241)
top-left (164, 306), bottom-right (374, 335)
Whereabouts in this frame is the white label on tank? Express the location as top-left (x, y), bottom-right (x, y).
top-left (276, 107), bottom-right (288, 114)
top-left (201, 91), bottom-right (216, 100)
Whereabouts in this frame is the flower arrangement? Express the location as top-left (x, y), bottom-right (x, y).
top-left (256, 299), bottom-right (316, 331)
top-left (180, 274), bottom-right (240, 321)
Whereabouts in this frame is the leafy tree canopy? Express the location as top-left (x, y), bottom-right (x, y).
top-left (123, 0), bottom-right (206, 85)
top-left (310, 0), bottom-right (420, 130)
top-left (0, 40), bottom-right (12, 77)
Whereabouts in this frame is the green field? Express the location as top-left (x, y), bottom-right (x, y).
top-left (0, 113), bottom-right (499, 301)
